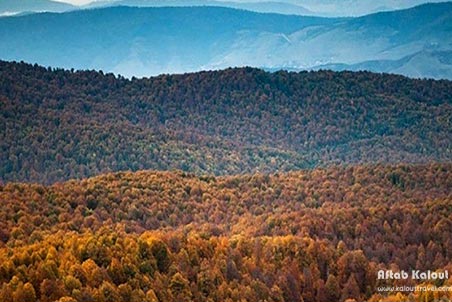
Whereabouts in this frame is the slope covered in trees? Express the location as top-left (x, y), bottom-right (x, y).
top-left (1, 60), bottom-right (451, 184)
top-left (0, 164), bottom-right (451, 302)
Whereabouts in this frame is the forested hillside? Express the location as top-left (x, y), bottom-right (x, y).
top-left (0, 164), bottom-right (451, 301)
top-left (1, 61), bottom-right (451, 184)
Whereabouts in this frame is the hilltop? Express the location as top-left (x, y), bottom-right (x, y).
top-left (1, 61), bottom-right (451, 183)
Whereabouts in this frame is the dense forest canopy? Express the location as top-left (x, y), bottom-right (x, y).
top-left (1, 59), bottom-right (451, 301)
top-left (0, 60), bottom-right (451, 184)
top-left (0, 164), bottom-right (451, 302)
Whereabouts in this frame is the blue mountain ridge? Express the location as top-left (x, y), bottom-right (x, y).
top-left (0, 2), bottom-right (450, 79)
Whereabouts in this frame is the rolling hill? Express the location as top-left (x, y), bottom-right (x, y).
top-left (1, 60), bottom-right (451, 184)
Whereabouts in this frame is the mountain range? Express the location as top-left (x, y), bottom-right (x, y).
top-left (0, 6), bottom-right (340, 77)
top-left (288, 0), bottom-right (451, 16)
top-left (84, 0), bottom-right (316, 16)
top-left (0, 0), bottom-right (75, 16)
top-left (0, 0), bottom-right (315, 16)
top-left (0, 2), bottom-right (451, 79)
top-left (2, 0), bottom-right (450, 16)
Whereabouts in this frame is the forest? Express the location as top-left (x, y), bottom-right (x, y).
top-left (0, 164), bottom-right (451, 302)
top-left (0, 61), bottom-right (451, 302)
top-left (1, 60), bottom-right (451, 184)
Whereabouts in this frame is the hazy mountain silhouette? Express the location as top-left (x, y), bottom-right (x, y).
top-left (287, 0), bottom-right (450, 16)
top-left (0, 0), bottom-right (75, 16)
top-left (0, 6), bottom-right (338, 76)
top-left (84, 0), bottom-right (316, 16)
top-left (0, 3), bottom-right (450, 79)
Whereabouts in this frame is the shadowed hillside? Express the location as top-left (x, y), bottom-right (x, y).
top-left (1, 61), bottom-right (451, 183)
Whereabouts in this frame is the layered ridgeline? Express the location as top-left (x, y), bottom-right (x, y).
top-left (0, 164), bottom-right (451, 301)
top-left (84, 0), bottom-right (316, 16)
top-left (0, 6), bottom-right (338, 77)
top-left (0, 3), bottom-right (451, 79)
top-left (1, 60), bottom-right (452, 184)
top-left (0, 0), bottom-right (75, 16)
top-left (3, 0), bottom-right (445, 17)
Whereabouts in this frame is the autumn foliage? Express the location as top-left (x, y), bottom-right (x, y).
top-left (1, 61), bottom-right (451, 184)
top-left (1, 60), bottom-right (451, 301)
top-left (0, 164), bottom-right (451, 301)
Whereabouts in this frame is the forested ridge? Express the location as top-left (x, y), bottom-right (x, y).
top-left (0, 164), bottom-right (451, 302)
top-left (1, 60), bottom-right (451, 184)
